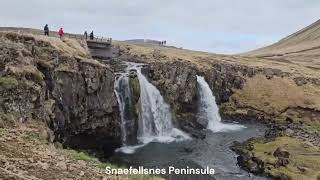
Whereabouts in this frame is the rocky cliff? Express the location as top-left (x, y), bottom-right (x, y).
top-left (115, 40), bottom-right (320, 133)
top-left (0, 32), bottom-right (121, 155)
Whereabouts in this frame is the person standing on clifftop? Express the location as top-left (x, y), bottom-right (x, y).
top-left (84, 31), bottom-right (88, 40)
top-left (89, 31), bottom-right (94, 40)
top-left (58, 28), bottom-right (64, 39)
top-left (44, 24), bottom-right (49, 36)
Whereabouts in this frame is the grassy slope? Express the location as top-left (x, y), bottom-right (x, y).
top-left (0, 120), bottom-right (162, 180)
top-left (243, 20), bottom-right (320, 56)
top-left (242, 20), bottom-right (320, 72)
top-left (253, 137), bottom-right (320, 180)
top-left (232, 75), bottom-right (320, 114)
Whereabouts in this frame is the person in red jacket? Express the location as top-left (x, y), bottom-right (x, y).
top-left (58, 28), bottom-right (64, 38)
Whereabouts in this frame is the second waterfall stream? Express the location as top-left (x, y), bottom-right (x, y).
top-left (115, 63), bottom-right (190, 153)
top-left (196, 75), bottom-right (245, 132)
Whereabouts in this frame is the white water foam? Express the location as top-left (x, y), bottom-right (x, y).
top-left (115, 63), bottom-right (190, 154)
top-left (136, 67), bottom-right (190, 143)
top-left (196, 75), bottom-right (245, 133)
top-left (115, 144), bottom-right (148, 154)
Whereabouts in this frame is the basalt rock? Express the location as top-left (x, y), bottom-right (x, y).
top-left (49, 61), bottom-right (121, 155)
top-left (273, 147), bottom-right (290, 158)
top-left (231, 140), bottom-right (265, 174)
top-left (0, 32), bottom-right (121, 156)
top-left (275, 157), bottom-right (290, 167)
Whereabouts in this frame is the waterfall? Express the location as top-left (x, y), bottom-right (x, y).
top-left (196, 75), bottom-right (245, 132)
top-left (114, 63), bottom-right (190, 154)
top-left (136, 67), bottom-right (190, 144)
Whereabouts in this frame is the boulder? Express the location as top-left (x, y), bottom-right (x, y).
top-left (285, 128), bottom-right (294, 136)
top-left (273, 147), bottom-right (290, 158)
top-left (275, 157), bottom-right (290, 167)
top-left (297, 166), bottom-right (308, 173)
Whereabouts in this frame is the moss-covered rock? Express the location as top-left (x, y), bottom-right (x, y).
top-left (0, 77), bottom-right (19, 89)
top-left (232, 136), bottom-right (320, 180)
top-left (0, 112), bottom-right (16, 128)
top-left (129, 76), bottom-right (140, 105)
top-left (129, 75), bottom-right (140, 144)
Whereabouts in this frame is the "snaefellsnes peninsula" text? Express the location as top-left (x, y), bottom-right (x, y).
top-left (105, 166), bottom-right (215, 175)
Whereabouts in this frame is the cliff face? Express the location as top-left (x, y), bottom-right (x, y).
top-left (0, 32), bottom-right (121, 155)
top-left (141, 60), bottom-right (282, 131)
top-left (48, 61), bottom-right (120, 154)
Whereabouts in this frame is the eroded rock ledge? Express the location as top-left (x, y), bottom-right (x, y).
top-left (0, 32), bottom-right (121, 155)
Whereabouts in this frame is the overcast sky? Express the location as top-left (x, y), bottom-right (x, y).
top-left (1, 0), bottom-right (319, 54)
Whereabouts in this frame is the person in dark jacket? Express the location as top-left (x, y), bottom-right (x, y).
top-left (89, 31), bottom-right (94, 40)
top-left (44, 24), bottom-right (49, 36)
top-left (84, 31), bottom-right (88, 40)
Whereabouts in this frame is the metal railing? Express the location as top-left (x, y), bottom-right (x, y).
top-left (68, 34), bottom-right (112, 44)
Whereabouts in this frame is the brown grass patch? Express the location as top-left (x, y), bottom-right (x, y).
top-left (253, 137), bottom-right (320, 180)
top-left (232, 75), bottom-right (320, 115)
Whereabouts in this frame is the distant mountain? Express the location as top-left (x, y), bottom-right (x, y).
top-left (243, 19), bottom-right (320, 57)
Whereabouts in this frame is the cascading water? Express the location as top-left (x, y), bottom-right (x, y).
top-left (196, 75), bottom-right (245, 132)
top-left (135, 67), bottom-right (190, 143)
top-left (115, 63), bottom-right (190, 153)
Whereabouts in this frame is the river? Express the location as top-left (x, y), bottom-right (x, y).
top-left (110, 123), bottom-right (267, 180)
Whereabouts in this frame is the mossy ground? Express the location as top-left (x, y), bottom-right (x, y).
top-left (0, 112), bottom-right (16, 128)
top-left (252, 137), bottom-right (320, 180)
top-left (305, 123), bottom-right (320, 133)
top-left (0, 120), bottom-right (164, 180)
top-left (66, 149), bottom-right (163, 180)
top-left (0, 76), bottom-right (19, 89)
top-left (0, 76), bottom-right (38, 90)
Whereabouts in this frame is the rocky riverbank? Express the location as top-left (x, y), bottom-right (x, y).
top-left (231, 121), bottom-right (320, 180)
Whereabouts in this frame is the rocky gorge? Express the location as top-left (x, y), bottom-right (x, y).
top-left (112, 29), bottom-right (320, 179)
top-left (115, 42), bottom-right (319, 138)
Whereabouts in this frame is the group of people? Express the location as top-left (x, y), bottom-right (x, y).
top-left (44, 24), bottom-right (94, 40)
top-left (159, 40), bottom-right (167, 46)
top-left (84, 31), bottom-right (94, 40)
top-left (44, 24), bottom-right (64, 38)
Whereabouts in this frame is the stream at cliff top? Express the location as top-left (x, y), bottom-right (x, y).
top-left (113, 62), bottom-right (268, 180)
